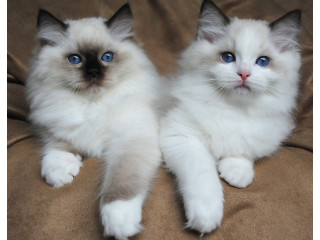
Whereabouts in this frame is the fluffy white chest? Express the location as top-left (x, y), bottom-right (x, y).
top-left (52, 98), bottom-right (114, 156)
top-left (31, 87), bottom-right (157, 158)
top-left (180, 96), bottom-right (293, 160)
top-left (30, 89), bottom-right (129, 157)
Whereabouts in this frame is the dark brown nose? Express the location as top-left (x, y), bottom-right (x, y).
top-left (86, 67), bottom-right (101, 79)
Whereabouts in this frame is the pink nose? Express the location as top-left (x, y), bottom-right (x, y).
top-left (237, 72), bottom-right (251, 81)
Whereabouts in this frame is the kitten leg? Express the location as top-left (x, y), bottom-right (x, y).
top-left (218, 157), bottom-right (254, 188)
top-left (41, 138), bottom-right (82, 188)
top-left (161, 135), bottom-right (224, 234)
top-left (100, 139), bottom-right (161, 240)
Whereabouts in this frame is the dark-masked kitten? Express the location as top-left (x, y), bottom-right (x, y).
top-left (26, 4), bottom-right (161, 239)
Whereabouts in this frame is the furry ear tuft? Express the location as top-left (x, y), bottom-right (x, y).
top-left (37, 9), bottom-right (68, 46)
top-left (106, 3), bottom-right (133, 41)
top-left (197, 0), bottom-right (229, 42)
top-left (269, 10), bottom-right (301, 51)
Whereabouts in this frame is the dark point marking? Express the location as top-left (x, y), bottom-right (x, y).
top-left (80, 50), bottom-right (105, 82)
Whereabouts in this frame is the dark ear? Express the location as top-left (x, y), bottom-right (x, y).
top-left (197, 0), bottom-right (230, 42)
top-left (269, 10), bottom-right (301, 51)
top-left (37, 9), bottom-right (68, 46)
top-left (106, 3), bottom-right (133, 41)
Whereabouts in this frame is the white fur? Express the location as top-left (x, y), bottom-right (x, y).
top-left (161, 134), bottom-right (224, 233)
top-left (41, 148), bottom-right (83, 188)
top-left (26, 16), bottom-right (161, 239)
top-left (101, 194), bottom-right (145, 240)
top-left (160, 16), bottom-right (300, 234)
top-left (218, 157), bottom-right (254, 188)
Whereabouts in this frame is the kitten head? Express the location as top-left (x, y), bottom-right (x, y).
top-left (180, 0), bottom-right (301, 98)
top-left (32, 4), bottom-right (150, 93)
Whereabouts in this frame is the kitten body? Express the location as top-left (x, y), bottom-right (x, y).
top-left (160, 0), bottom-right (301, 234)
top-left (26, 5), bottom-right (161, 240)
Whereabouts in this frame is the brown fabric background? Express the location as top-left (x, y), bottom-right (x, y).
top-left (7, 0), bottom-right (313, 239)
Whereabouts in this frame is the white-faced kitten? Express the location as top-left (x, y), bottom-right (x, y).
top-left (26, 4), bottom-right (161, 240)
top-left (159, 0), bottom-right (301, 234)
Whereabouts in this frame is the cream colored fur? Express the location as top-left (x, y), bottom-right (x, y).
top-left (26, 6), bottom-right (161, 240)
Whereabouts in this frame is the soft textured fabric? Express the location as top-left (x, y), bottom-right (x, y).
top-left (7, 0), bottom-right (312, 239)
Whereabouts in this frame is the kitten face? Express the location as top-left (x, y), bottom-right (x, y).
top-left (181, 0), bottom-right (301, 98)
top-left (56, 19), bottom-right (126, 92)
top-left (205, 19), bottom-right (280, 95)
top-left (35, 5), bottom-right (140, 93)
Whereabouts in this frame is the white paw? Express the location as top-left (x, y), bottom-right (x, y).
top-left (41, 150), bottom-right (83, 188)
top-left (101, 195), bottom-right (144, 240)
top-left (218, 157), bottom-right (254, 188)
top-left (184, 196), bottom-right (223, 234)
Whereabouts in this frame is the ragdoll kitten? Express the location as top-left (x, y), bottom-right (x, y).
top-left (160, 0), bottom-right (301, 234)
top-left (26, 4), bottom-right (161, 240)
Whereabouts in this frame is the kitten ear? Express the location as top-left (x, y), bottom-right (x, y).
top-left (197, 0), bottom-right (230, 42)
top-left (37, 9), bottom-right (68, 46)
top-left (106, 3), bottom-right (133, 41)
top-left (269, 10), bottom-right (301, 51)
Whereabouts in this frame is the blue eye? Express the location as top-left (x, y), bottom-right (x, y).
top-left (256, 56), bottom-right (270, 66)
top-left (221, 52), bottom-right (236, 63)
top-left (67, 54), bottom-right (82, 64)
top-left (101, 52), bottom-right (114, 62)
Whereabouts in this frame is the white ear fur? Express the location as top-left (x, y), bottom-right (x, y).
top-left (37, 9), bottom-right (68, 46)
top-left (269, 10), bottom-right (301, 51)
top-left (197, 0), bottom-right (229, 42)
top-left (106, 3), bottom-right (134, 41)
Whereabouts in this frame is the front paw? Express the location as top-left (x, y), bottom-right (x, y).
top-left (218, 157), bottom-right (254, 188)
top-left (100, 196), bottom-right (144, 240)
top-left (184, 196), bottom-right (223, 234)
top-left (41, 150), bottom-right (82, 188)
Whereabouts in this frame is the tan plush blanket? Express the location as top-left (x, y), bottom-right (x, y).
top-left (8, 0), bottom-right (312, 239)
